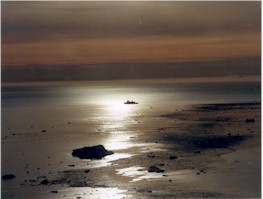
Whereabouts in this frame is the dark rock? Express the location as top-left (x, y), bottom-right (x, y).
top-left (169, 155), bottom-right (178, 160)
top-left (148, 166), bottom-right (165, 173)
top-left (246, 119), bottom-right (255, 123)
top-left (194, 150), bottom-right (201, 154)
top-left (42, 130), bottom-right (47, 133)
top-left (72, 145), bottom-right (114, 159)
top-left (84, 169), bottom-right (90, 173)
top-left (2, 174), bottom-right (15, 180)
top-left (147, 154), bottom-right (156, 158)
top-left (50, 190), bottom-right (58, 193)
top-left (40, 179), bottom-right (49, 185)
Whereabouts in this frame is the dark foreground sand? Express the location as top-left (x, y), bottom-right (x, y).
top-left (2, 102), bottom-right (261, 198)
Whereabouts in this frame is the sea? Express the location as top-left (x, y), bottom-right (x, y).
top-left (2, 78), bottom-right (261, 108)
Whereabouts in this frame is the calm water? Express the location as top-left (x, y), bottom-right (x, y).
top-left (2, 80), bottom-right (261, 108)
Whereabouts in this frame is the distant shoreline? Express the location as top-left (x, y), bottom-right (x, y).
top-left (1, 75), bottom-right (261, 87)
top-left (2, 57), bottom-right (260, 83)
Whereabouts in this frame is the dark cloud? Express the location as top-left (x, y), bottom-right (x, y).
top-left (2, 1), bottom-right (261, 44)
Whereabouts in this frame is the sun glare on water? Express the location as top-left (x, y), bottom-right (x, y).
top-left (103, 100), bottom-right (134, 118)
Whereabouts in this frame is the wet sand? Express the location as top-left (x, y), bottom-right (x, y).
top-left (2, 102), bottom-right (261, 198)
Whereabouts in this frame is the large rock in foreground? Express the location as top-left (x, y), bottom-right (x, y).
top-left (72, 145), bottom-right (114, 159)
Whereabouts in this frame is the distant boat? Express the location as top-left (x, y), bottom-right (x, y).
top-left (124, 100), bottom-right (138, 104)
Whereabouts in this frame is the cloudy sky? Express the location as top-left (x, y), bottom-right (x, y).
top-left (2, 1), bottom-right (261, 67)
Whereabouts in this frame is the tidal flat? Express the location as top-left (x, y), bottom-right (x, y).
top-left (1, 80), bottom-right (261, 198)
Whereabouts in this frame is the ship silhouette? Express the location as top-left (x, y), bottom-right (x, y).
top-left (124, 100), bottom-right (138, 104)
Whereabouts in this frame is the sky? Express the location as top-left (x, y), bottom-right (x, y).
top-left (2, 1), bottom-right (261, 67)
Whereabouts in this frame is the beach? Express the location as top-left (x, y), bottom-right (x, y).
top-left (2, 1), bottom-right (261, 198)
top-left (1, 78), bottom-right (261, 198)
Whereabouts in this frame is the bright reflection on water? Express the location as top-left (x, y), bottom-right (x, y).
top-left (58, 187), bottom-right (131, 199)
top-left (104, 100), bottom-right (134, 118)
top-left (116, 166), bottom-right (165, 182)
top-left (116, 167), bottom-right (197, 182)
top-left (97, 99), bottom-right (142, 152)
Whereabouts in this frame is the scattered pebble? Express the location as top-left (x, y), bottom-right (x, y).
top-left (147, 154), bottom-right (156, 158)
top-left (246, 118), bottom-right (255, 123)
top-left (194, 150), bottom-right (201, 154)
top-left (169, 155), bottom-right (178, 160)
top-left (40, 179), bottom-right (49, 185)
top-left (2, 174), bottom-right (15, 180)
top-left (148, 166), bottom-right (164, 173)
top-left (51, 190), bottom-right (58, 193)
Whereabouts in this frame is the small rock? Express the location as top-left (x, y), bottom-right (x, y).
top-left (194, 150), bottom-right (201, 154)
top-left (246, 119), bottom-right (255, 123)
top-left (84, 169), bottom-right (90, 173)
top-left (40, 179), bottom-right (49, 185)
top-left (2, 174), bottom-right (15, 180)
top-left (147, 154), bottom-right (156, 158)
top-left (42, 130), bottom-right (47, 133)
top-left (169, 155), bottom-right (178, 160)
top-left (51, 190), bottom-right (58, 193)
top-left (148, 166), bottom-right (165, 173)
